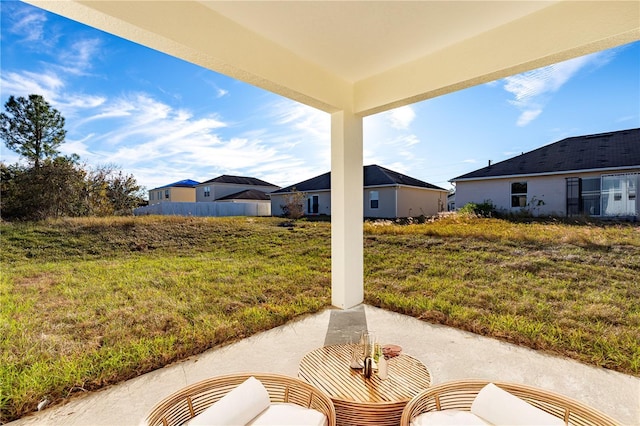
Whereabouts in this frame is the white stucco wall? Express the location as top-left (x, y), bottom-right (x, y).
top-left (306, 192), bottom-right (332, 216)
top-left (270, 191), bottom-right (331, 217)
top-left (454, 169), bottom-right (640, 217)
top-left (364, 187), bottom-right (397, 218)
top-left (455, 175), bottom-right (572, 216)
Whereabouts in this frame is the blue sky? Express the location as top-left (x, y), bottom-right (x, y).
top-left (1, 1), bottom-right (639, 193)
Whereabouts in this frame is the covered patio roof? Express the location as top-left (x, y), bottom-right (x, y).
top-left (27, 0), bottom-right (640, 308)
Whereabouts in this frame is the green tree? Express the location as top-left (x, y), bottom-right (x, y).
top-left (107, 170), bottom-right (145, 215)
top-left (0, 156), bottom-right (87, 220)
top-left (86, 165), bottom-right (145, 216)
top-left (0, 94), bottom-right (66, 168)
top-left (0, 94), bottom-right (145, 220)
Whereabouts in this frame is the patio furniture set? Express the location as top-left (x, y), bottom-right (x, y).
top-left (143, 343), bottom-right (619, 426)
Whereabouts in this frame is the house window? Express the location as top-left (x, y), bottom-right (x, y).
top-left (581, 177), bottom-right (601, 216)
top-left (370, 191), bottom-right (379, 209)
top-left (203, 186), bottom-right (211, 197)
top-left (149, 192), bottom-right (154, 201)
top-left (511, 182), bottom-right (527, 208)
top-left (165, 189), bottom-right (170, 199)
top-left (157, 191), bottom-right (162, 200)
top-left (601, 173), bottom-right (639, 216)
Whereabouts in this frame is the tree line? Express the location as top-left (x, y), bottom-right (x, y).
top-left (1, 94), bottom-right (145, 220)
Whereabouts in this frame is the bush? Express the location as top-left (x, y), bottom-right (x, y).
top-left (459, 200), bottom-right (495, 218)
top-left (280, 188), bottom-right (305, 219)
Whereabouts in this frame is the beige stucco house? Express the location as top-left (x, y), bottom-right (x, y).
top-left (148, 179), bottom-right (199, 205)
top-left (271, 165), bottom-right (448, 218)
top-left (452, 128), bottom-right (640, 218)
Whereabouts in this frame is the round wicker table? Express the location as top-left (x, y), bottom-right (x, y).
top-left (299, 344), bottom-right (431, 426)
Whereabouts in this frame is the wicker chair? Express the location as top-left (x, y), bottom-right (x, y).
top-left (143, 372), bottom-right (336, 426)
top-left (400, 380), bottom-right (619, 426)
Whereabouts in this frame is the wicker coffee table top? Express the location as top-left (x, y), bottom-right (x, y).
top-left (299, 343), bottom-right (431, 423)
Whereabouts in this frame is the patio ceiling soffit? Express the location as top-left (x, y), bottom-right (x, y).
top-left (26, 1), bottom-right (640, 116)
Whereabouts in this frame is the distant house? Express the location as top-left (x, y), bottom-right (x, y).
top-left (451, 128), bottom-right (640, 218)
top-left (138, 175), bottom-right (279, 217)
top-left (270, 164), bottom-right (448, 218)
top-left (196, 175), bottom-right (280, 202)
top-left (148, 179), bottom-right (200, 205)
top-left (447, 192), bottom-right (456, 211)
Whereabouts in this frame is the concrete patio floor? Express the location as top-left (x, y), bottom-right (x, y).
top-left (10, 304), bottom-right (640, 425)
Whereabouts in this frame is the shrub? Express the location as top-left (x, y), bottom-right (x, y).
top-left (459, 200), bottom-right (495, 218)
top-left (280, 188), bottom-right (305, 219)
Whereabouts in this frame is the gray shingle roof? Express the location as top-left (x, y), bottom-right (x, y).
top-left (217, 189), bottom-right (270, 201)
top-left (452, 128), bottom-right (640, 181)
top-left (201, 175), bottom-right (278, 187)
top-left (271, 164), bottom-right (446, 193)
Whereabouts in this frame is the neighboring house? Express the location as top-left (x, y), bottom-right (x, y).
top-left (138, 175), bottom-right (279, 217)
top-left (447, 192), bottom-right (456, 211)
top-left (451, 128), bottom-right (640, 218)
top-left (270, 164), bottom-right (448, 218)
top-left (148, 179), bottom-right (200, 205)
top-left (196, 175), bottom-right (280, 202)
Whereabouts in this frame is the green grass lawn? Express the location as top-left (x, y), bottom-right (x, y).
top-left (1, 215), bottom-right (638, 422)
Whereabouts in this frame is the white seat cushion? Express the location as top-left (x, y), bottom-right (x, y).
top-left (411, 410), bottom-right (490, 426)
top-left (247, 402), bottom-right (328, 426)
top-left (187, 377), bottom-right (271, 426)
top-left (471, 383), bottom-right (565, 426)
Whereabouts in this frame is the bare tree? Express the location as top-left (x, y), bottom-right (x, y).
top-left (280, 187), bottom-right (306, 219)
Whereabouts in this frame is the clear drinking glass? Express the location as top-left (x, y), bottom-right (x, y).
top-left (349, 336), bottom-right (363, 369)
top-left (361, 331), bottom-right (376, 360)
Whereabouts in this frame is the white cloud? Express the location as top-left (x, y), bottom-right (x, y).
top-left (59, 135), bottom-right (94, 159)
top-left (516, 109), bottom-right (542, 127)
top-left (363, 108), bottom-right (428, 179)
top-left (202, 78), bottom-right (229, 100)
top-left (83, 93), bottom-right (226, 147)
top-left (363, 132), bottom-right (422, 169)
top-left (253, 99), bottom-right (331, 184)
top-left (616, 115), bottom-right (637, 123)
top-left (505, 56), bottom-right (590, 105)
top-left (270, 100), bottom-right (330, 140)
top-left (0, 70), bottom-right (64, 101)
top-left (71, 93), bottom-right (331, 188)
top-left (386, 105), bottom-right (416, 130)
top-left (6, 5), bottom-right (48, 44)
top-left (0, 55), bottom-right (329, 189)
top-left (0, 65), bottom-right (105, 124)
top-left (56, 38), bottom-right (102, 76)
top-left (502, 50), bottom-right (613, 126)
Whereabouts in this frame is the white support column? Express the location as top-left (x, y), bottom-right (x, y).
top-left (330, 110), bottom-right (363, 309)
